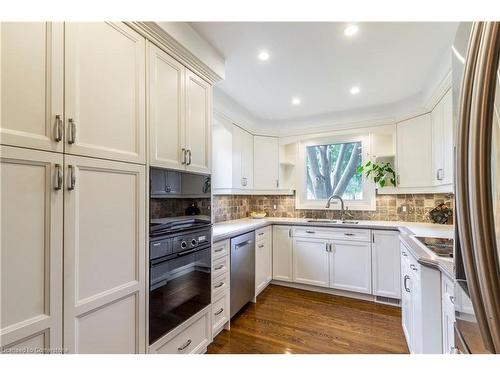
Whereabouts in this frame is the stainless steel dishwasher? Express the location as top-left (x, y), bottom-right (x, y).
top-left (230, 231), bottom-right (255, 318)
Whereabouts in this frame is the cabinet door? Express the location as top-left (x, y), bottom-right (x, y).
top-left (400, 250), bottom-right (412, 350)
top-left (242, 130), bottom-right (254, 189)
top-left (272, 226), bottom-right (293, 282)
top-left (212, 118), bottom-right (233, 189)
top-left (64, 155), bottom-right (145, 353)
top-left (65, 23), bottom-right (146, 164)
top-left (293, 237), bottom-right (330, 287)
top-left (0, 146), bottom-right (63, 352)
top-left (431, 99), bottom-right (444, 185)
top-left (148, 43), bottom-right (186, 170)
top-left (441, 90), bottom-right (454, 185)
top-left (232, 125), bottom-right (245, 189)
top-left (397, 113), bottom-right (433, 187)
top-left (441, 275), bottom-right (455, 354)
top-left (185, 70), bottom-right (211, 174)
top-left (254, 136), bottom-right (279, 190)
top-left (372, 231), bottom-right (401, 299)
top-left (1, 22), bottom-right (64, 152)
top-left (330, 240), bottom-right (372, 294)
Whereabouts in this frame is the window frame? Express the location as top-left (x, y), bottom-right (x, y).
top-left (295, 133), bottom-right (376, 211)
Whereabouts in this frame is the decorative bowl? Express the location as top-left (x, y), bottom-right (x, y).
top-left (250, 211), bottom-right (267, 219)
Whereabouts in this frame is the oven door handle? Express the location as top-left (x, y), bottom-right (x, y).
top-left (177, 248), bottom-right (199, 257)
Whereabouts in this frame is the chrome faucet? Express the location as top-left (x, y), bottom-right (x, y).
top-left (325, 194), bottom-right (346, 220)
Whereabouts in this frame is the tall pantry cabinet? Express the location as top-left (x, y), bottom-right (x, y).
top-left (1, 22), bottom-right (215, 354)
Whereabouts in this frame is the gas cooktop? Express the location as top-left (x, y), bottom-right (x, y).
top-left (415, 236), bottom-right (454, 258)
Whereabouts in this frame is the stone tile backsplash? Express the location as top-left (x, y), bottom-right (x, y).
top-left (213, 193), bottom-right (454, 224)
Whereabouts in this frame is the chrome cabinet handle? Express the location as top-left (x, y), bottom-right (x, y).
top-left (235, 240), bottom-right (252, 249)
top-left (437, 168), bottom-right (444, 180)
top-left (214, 247), bottom-right (224, 253)
top-left (410, 264), bottom-right (418, 271)
top-left (258, 232), bottom-right (264, 236)
top-left (214, 282), bottom-right (224, 289)
top-left (449, 295), bottom-right (455, 304)
top-left (214, 308), bottom-right (224, 316)
top-left (186, 149), bottom-right (192, 165)
top-left (329, 243), bottom-right (333, 252)
top-left (344, 233), bottom-right (355, 236)
top-left (258, 244), bottom-right (264, 248)
top-left (402, 251), bottom-right (408, 257)
top-left (54, 164), bottom-right (63, 190)
top-left (288, 228), bottom-right (292, 237)
top-left (396, 174), bottom-right (400, 185)
top-left (403, 275), bottom-right (410, 292)
top-left (214, 264), bottom-right (224, 270)
top-left (306, 230), bottom-right (315, 234)
top-left (181, 148), bottom-right (187, 164)
top-left (276, 179), bottom-right (279, 188)
top-left (178, 339), bottom-right (192, 351)
top-left (67, 118), bottom-right (76, 144)
top-left (67, 165), bottom-right (76, 190)
top-left (54, 115), bottom-right (63, 142)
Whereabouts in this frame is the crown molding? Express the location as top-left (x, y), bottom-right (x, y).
top-left (126, 22), bottom-right (223, 84)
top-left (422, 69), bottom-right (452, 112)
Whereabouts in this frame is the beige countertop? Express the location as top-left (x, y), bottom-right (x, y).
top-left (213, 217), bottom-right (454, 279)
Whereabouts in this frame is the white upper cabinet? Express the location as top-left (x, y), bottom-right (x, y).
top-left (0, 146), bottom-right (63, 352)
top-left (372, 230), bottom-right (401, 299)
top-left (232, 125), bottom-right (253, 189)
top-left (0, 22), bottom-right (64, 152)
top-left (431, 89), bottom-right (453, 186)
top-left (185, 70), bottom-right (212, 174)
top-left (254, 136), bottom-right (279, 190)
top-left (65, 23), bottom-right (146, 164)
top-left (212, 118), bottom-right (233, 189)
top-left (148, 43), bottom-right (186, 170)
top-left (396, 113), bottom-right (433, 188)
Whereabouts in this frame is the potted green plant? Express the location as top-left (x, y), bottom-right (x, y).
top-left (357, 161), bottom-right (396, 188)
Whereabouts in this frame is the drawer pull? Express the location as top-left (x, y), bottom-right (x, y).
top-left (214, 308), bottom-right (224, 316)
top-left (214, 264), bottom-right (224, 270)
top-left (258, 232), bottom-right (264, 236)
top-left (449, 296), bottom-right (455, 304)
top-left (178, 339), bottom-right (192, 351)
top-left (344, 233), bottom-right (355, 236)
top-left (402, 252), bottom-right (408, 257)
top-left (214, 282), bottom-right (225, 289)
top-left (258, 244), bottom-right (264, 248)
top-left (305, 230), bottom-right (315, 234)
top-left (214, 247), bottom-right (224, 253)
top-left (410, 264), bottom-right (418, 271)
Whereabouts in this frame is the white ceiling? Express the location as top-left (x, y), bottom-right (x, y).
top-left (190, 22), bottom-right (458, 127)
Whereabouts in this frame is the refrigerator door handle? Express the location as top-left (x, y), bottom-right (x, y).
top-left (466, 21), bottom-right (500, 353)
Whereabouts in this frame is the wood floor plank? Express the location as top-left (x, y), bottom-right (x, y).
top-left (207, 284), bottom-right (409, 354)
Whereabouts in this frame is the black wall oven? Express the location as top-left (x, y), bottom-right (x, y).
top-left (148, 168), bottom-right (212, 345)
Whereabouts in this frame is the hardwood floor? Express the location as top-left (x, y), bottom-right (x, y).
top-left (207, 284), bottom-right (409, 354)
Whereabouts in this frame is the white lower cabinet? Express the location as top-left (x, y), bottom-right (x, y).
top-left (255, 226), bottom-right (272, 295)
top-left (272, 226), bottom-right (293, 282)
top-left (211, 239), bottom-right (230, 339)
top-left (149, 307), bottom-right (211, 354)
top-left (400, 242), bottom-right (442, 353)
top-left (63, 155), bottom-right (146, 353)
top-left (330, 240), bottom-right (372, 294)
top-left (372, 230), bottom-right (401, 299)
top-left (441, 273), bottom-right (456, 354)
top-left (292, 237), bottom-right (330, 288)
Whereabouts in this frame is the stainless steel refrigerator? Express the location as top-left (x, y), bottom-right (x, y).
top-left (453, 22), bottom-right (500, 354)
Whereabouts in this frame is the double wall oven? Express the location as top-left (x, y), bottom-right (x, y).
top-left (148, 168), bottom-right (212, 345)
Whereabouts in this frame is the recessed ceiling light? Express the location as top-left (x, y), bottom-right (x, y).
top-left (344, 24), bottom-right (359, 37)
top-left (291, 97), bottom-right (301, 105)
top-left (350, 86), bottom-right (360, 95)
top-left (257, 50), bottom-right (270, 61)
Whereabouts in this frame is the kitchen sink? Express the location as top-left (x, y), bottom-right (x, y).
top-left (306, 219), bottom-right (359, 224)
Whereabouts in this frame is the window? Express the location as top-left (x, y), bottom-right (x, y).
top-left (306, 141), bottom-right (363, 200)
top-left (296, 134), bottom-right (375, 211)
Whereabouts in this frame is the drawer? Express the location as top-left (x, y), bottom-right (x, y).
top-left (152, 310), bottom-right (210, 354)
top-left (213, 239), bottom-right (230, 260)
top-left (294, 226), bottom-right (371, 242)
top-left (255, 226), bottom-right (271, 241)
top-left (212, 271), bottom-right (229, 296)
top-left (212, 255), bottom-right (229, 278)
top-left (212, 292), bottom-right (230, 333)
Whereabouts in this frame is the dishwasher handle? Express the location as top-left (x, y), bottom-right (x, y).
top-left (235, 240), bottom-right (253, 249)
